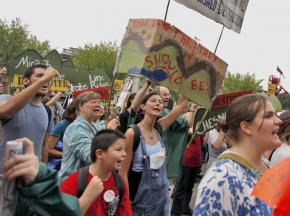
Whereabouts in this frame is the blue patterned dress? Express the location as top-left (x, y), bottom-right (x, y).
top-left (193, 158), bottom-right (272, 216)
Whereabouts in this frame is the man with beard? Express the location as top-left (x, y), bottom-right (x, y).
top-left (0, 64), bottom-right (57, 165)
top-left (0, 64), bottom-right (57, 215)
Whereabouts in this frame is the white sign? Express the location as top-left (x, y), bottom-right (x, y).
top-left (175, 0), bottom-right (249, 33)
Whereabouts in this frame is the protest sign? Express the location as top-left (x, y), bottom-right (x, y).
top-left (252, 157), bottom-right (290, 215)
top-left (174, 0), bottom-right (249, 33)
top-left (114, 79), bottom-right (123, 92)
top-left (268, 83), bottom-right (277, 95)
top-left (71, 87), bottom-right (110, 101)
top-left (116, 19), bottom-right (228, 107)
top-left (12, 74), bottom-right (70, 92)
top-left (7, 49), bottom-right (110, 93)
top-left (193, 90), bottom-right (252, 134)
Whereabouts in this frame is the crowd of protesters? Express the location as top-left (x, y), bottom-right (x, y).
top-left (0, 64), bottom-right (289, 216)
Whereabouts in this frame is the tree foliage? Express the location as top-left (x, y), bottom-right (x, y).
top-left (221, 72), bottom-right (263, 93)
top-left (72, 41), bottom-right (118, 80)
top-left (0, 18), bottom-right (51, 66)
top-left (277, 93), bottom-right (290, 110)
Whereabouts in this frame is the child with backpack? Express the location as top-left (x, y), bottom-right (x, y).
top-left (60, 129), bottom-right (132, 216)
top-left (119, 91), bottom-right (188, 216)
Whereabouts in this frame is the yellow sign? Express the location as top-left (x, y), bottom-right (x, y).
top-left (12, 74), bottom-right (69, 92)
top-left (114, 80), bottom-right (123, 92)
top-left (268, 83), bottom-right (277, 95)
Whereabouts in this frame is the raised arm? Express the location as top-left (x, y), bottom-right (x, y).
top-left (130, 80), bottom-right (151, 112)
top-left (0, 67), bottom-right (10, 94)
top-left (45, 92), bottom-right (63, 107)
top-left (158, 96), bottom-right (188, 131)
top-left (118, 128), bottom-right (134, 186)
top-left (211, 130), bottom-right (225, 150)
top-left (184, 103), bottom-right (198, 128)
top-left (0, 67), bottom-right (57, 119)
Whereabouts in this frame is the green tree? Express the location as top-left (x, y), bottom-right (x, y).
top-left (72, 41), bottom-right (118, 80)
top-left (277, 93), bottom-right (290, 110)
top-left (221, 72), bottom-right (263, 93)
top-left (0, 18), bottom-right (51, 66)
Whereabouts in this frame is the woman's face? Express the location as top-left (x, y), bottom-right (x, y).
top-left (248, 100), bottom-right (282, 151)
top-left (142, 94), bottom-right (163, 117)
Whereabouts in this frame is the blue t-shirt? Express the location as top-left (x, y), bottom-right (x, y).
top-left (50, 119), bottom-right (70, 141)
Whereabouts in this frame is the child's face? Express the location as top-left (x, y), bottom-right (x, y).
top-left (102, 138), bottom-right (127, 171)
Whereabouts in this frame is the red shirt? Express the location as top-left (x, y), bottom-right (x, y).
top-left (183, 135), bottom-right (203, 167)
top-left (61, 171), bottom-right (132, 216)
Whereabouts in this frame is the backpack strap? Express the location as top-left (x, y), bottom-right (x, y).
top-left (154, 122), bottom-right (163, 137)
top-left (43, 104), bottom-right (52, 131)
top-left (217, 153), bottom-right (262, 179)
top-left (77, 165), bottom-right (90, 198)
top-left (112, 171), bottom-right (124, 200)
top-left (128, 123), bottom-right (163, 153)
top-left (128, 124), bottom-right (141, 153)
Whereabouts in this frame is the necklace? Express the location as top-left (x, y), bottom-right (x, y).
top-left (149, 131), bottom-right (154, 140)
top-left (141, 124), bottom-right (155, 140)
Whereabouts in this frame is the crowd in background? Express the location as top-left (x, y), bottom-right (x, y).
top-left (0, 65), bottom-right (290, 216)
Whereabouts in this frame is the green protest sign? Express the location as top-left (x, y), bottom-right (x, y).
top-left (7, 49), bottom-right (110, 92)
top-left (116, 19), bottom-right (228, 107)
top-left (194, 90), bottom-right (252, 134)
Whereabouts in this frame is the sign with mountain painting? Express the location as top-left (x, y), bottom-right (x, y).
top-left (7, 49), bottom-right (111, 93)
top-left (115, 19), bottom-right (228, 107)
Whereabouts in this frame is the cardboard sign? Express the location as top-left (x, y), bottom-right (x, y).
top-left (193, 90), bottom-right (252, 134)
top-left (268, 83), bottom-right (277, 95)
top-left (116, 19), bottom-right (228, 107)
top-left (175, 0), bottom-right (249, 33)
top-left (114, 79), bottom-right (123, 92)
top-left (252, 157), bottom-right (290, 215)
top-left (12, 74), bottom-right (70, 92)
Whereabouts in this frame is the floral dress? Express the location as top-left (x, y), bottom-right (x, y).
top-left (193, 158), bottom-right (272, 216)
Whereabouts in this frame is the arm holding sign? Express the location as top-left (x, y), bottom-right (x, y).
top-left (46, 92), bottom-right (63, 107)
top-left (130, 79), bottom-right (151, 112)
top-left (158, 96), bottom-right (188, 131)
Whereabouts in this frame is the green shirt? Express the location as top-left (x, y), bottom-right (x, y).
top-left (15, 163), bottom-right (81, 216)
top-left (162, 108), bottom-right (189, 178)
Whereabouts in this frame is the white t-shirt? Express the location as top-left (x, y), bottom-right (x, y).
top-left (271, 142), bottom-right (290, 164)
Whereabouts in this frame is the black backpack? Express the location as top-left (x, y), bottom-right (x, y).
top-left (77, 166), bottom-right (124, 201)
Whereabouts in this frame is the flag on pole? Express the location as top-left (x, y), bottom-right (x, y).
top-left (277, 66), bottom-right (285, 78)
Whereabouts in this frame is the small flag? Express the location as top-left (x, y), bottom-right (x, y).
top-left (277, 66), bottom-right (285, 78)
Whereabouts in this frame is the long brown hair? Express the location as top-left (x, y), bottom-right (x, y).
top-left (220, 94), bottom-right (268, 141)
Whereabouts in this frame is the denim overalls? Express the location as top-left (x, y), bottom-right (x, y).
top-left (131, 134), bottom-right (170, 216)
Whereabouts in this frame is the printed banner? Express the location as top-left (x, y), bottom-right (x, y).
top-left (12, 74), bottom-right (70, 92)
top-left (71, 87), bottom-right (110, 101)
top-left (116, 19), bottom-right (228, 107)
top-left (193, 90), bottom-right (252, 134)
top-left (174, 0), bottom-right (249, 33)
